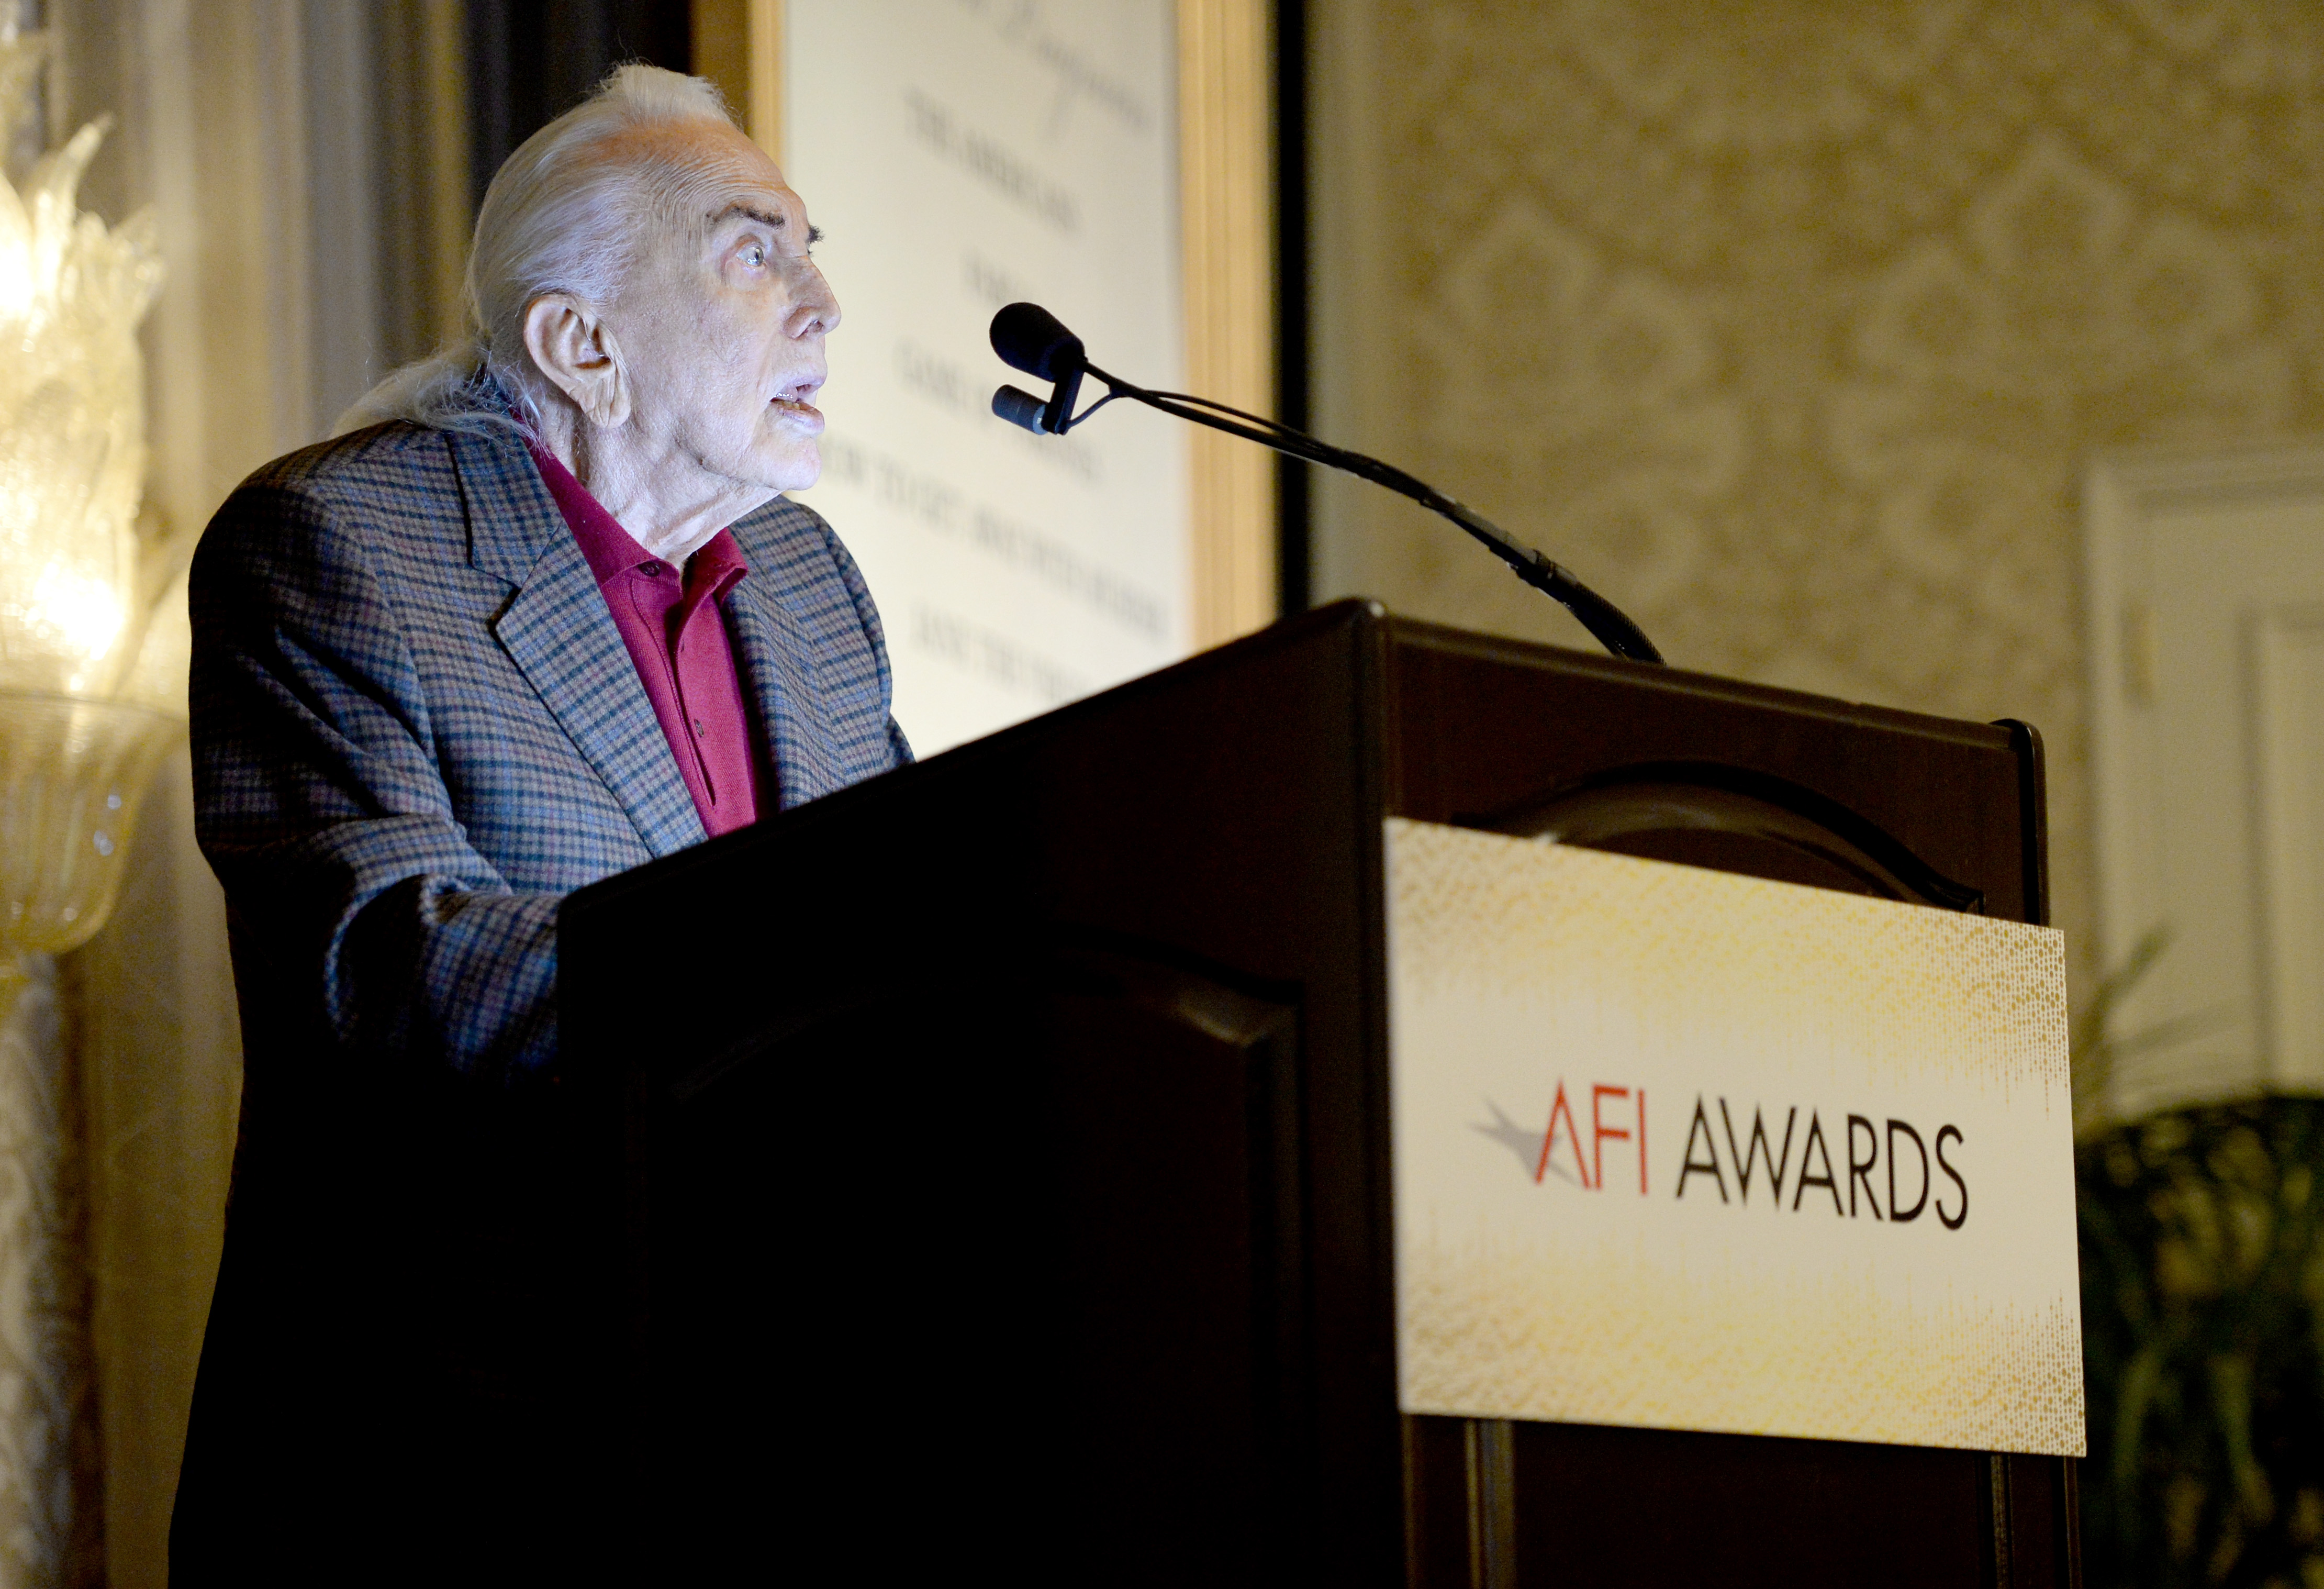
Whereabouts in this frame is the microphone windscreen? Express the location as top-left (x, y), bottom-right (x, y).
top-left (991, 385), bottom-right (1048, 432)
top-left (990, 303), bottom-right (1084, 381)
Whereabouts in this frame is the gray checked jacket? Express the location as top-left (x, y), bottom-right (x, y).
top-left (173, 414), bottom-right (910, 1583)
top-left (190, 415), bottom-right (909, 1080)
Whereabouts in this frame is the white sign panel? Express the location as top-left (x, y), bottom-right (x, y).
top-left (1386, 818), bottom-right (2084, 1457)
top-left (783, 0), bottom-right (1189, 754)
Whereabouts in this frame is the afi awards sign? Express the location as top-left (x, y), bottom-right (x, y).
top-left (1385, 818), bottom-right (2085, 1458)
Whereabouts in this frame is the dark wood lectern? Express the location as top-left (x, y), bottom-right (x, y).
top-left (562, 601), bottom-right (2078, 1586)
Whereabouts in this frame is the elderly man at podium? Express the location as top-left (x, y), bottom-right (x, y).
top-left (172, 65), bottom-right (906, 1582)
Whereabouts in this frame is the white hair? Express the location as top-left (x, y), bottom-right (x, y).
top-left (334, 63), bottom-right (737, 438)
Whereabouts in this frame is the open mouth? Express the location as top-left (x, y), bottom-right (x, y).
top-left (770, 376), bottom-right (825, 429)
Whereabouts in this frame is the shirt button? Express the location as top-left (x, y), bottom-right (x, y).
top-left (693, 718), bottom-right (706, 733)
top-left (640, 562), bottom-right (664, 577)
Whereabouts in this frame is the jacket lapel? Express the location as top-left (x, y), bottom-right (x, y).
top-left (451, 427), bottom-right (706, 857)
top-left (724, 504), bottom-right (848, 810)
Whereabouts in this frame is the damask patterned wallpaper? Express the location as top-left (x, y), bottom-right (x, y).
top-left (1309, 0), bottom-right (2324, 997)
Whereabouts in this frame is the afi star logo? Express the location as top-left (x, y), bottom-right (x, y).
top-left (1474, 1080), bottom-right (1647, 1193)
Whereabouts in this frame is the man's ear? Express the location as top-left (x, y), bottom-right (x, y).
top-left (523, 294), bottom-right (633, 428)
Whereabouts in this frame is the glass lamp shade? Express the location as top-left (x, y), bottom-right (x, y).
top-left (0, 692), bottom-right (180, 995)
top-left (0, 31), bottom-right (184, 1018)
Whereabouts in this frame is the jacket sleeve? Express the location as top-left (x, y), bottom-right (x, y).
top-left (189, 475), bottom-right (559, 1083)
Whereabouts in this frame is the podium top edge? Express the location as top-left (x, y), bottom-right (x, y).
top-left (1376, 610), bottom-right (2020, 753)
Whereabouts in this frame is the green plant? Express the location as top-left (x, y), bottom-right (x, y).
top-left (2072, 929), bottom-right (2324, 1585)
top-left (2079, 1098), bottom-right (2324, 1587)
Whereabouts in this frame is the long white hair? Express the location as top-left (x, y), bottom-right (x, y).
top-left (334, 63), bottom-right (736, 437)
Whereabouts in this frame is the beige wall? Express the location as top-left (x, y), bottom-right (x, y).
top-left (1310, 0), bottom-right (2324, 996)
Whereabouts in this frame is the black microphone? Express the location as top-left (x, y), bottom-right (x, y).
top-left (991, 385), bottom-right (1049, 432)
top-left (985, 304), bottom-right (1663, 665)
top-left (991, 302), bottom-right (1082, 379)
top-left (989, 302), bottom-right (1084, 435)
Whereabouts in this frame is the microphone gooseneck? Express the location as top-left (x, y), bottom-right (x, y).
top-left (985, 302), bottom-right (1663, 666)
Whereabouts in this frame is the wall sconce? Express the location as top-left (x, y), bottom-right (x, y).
top-left (0, 30), bottom-right (186, 1006)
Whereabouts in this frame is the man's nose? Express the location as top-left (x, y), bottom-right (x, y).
top-left (787, 264), bottom-right (841, 339)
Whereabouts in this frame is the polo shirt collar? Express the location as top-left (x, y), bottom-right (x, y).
top-left (524, 438), bottom-right (752, 593)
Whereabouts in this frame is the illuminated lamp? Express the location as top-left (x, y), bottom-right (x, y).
top-left (0, 29), bottom-right (185, 1011)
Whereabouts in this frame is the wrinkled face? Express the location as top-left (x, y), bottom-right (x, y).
top-left (611, 121), bottom-right (840, 493)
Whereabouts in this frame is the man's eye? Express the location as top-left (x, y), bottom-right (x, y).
top-left (744, 245), bottom-right (766, 268)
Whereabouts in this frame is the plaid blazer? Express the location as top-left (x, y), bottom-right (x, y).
top-left (176, 417), bottom-right (909, 1580)
top-left (189, 416), bottom-right (909, 1080)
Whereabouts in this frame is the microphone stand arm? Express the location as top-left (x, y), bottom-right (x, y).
top-left (1064, 364), bottom-right (1663, 666)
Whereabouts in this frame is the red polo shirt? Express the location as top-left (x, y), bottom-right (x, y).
top-left (528, 442), bottom-right (766, 837)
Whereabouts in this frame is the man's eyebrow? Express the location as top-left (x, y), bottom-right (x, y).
top-left (708, 203), bottom-right (787, 228)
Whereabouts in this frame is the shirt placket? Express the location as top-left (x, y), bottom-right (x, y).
top-left (630, 562), bottom-right (716, 806)
top-left (670, 580), bottom-right (720, 808)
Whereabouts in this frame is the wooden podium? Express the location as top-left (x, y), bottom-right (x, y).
top-left (561, 601), bottom-right (2077, 1586)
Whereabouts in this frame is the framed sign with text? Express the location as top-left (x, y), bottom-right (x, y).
top-left (698, 0), bottom-right (1274, 754)
top-left (1387, 817), bottom-right (2085, 1458)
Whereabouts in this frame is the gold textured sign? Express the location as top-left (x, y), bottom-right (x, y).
top-left (1386, 818), bottom-right (2084, 1457)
